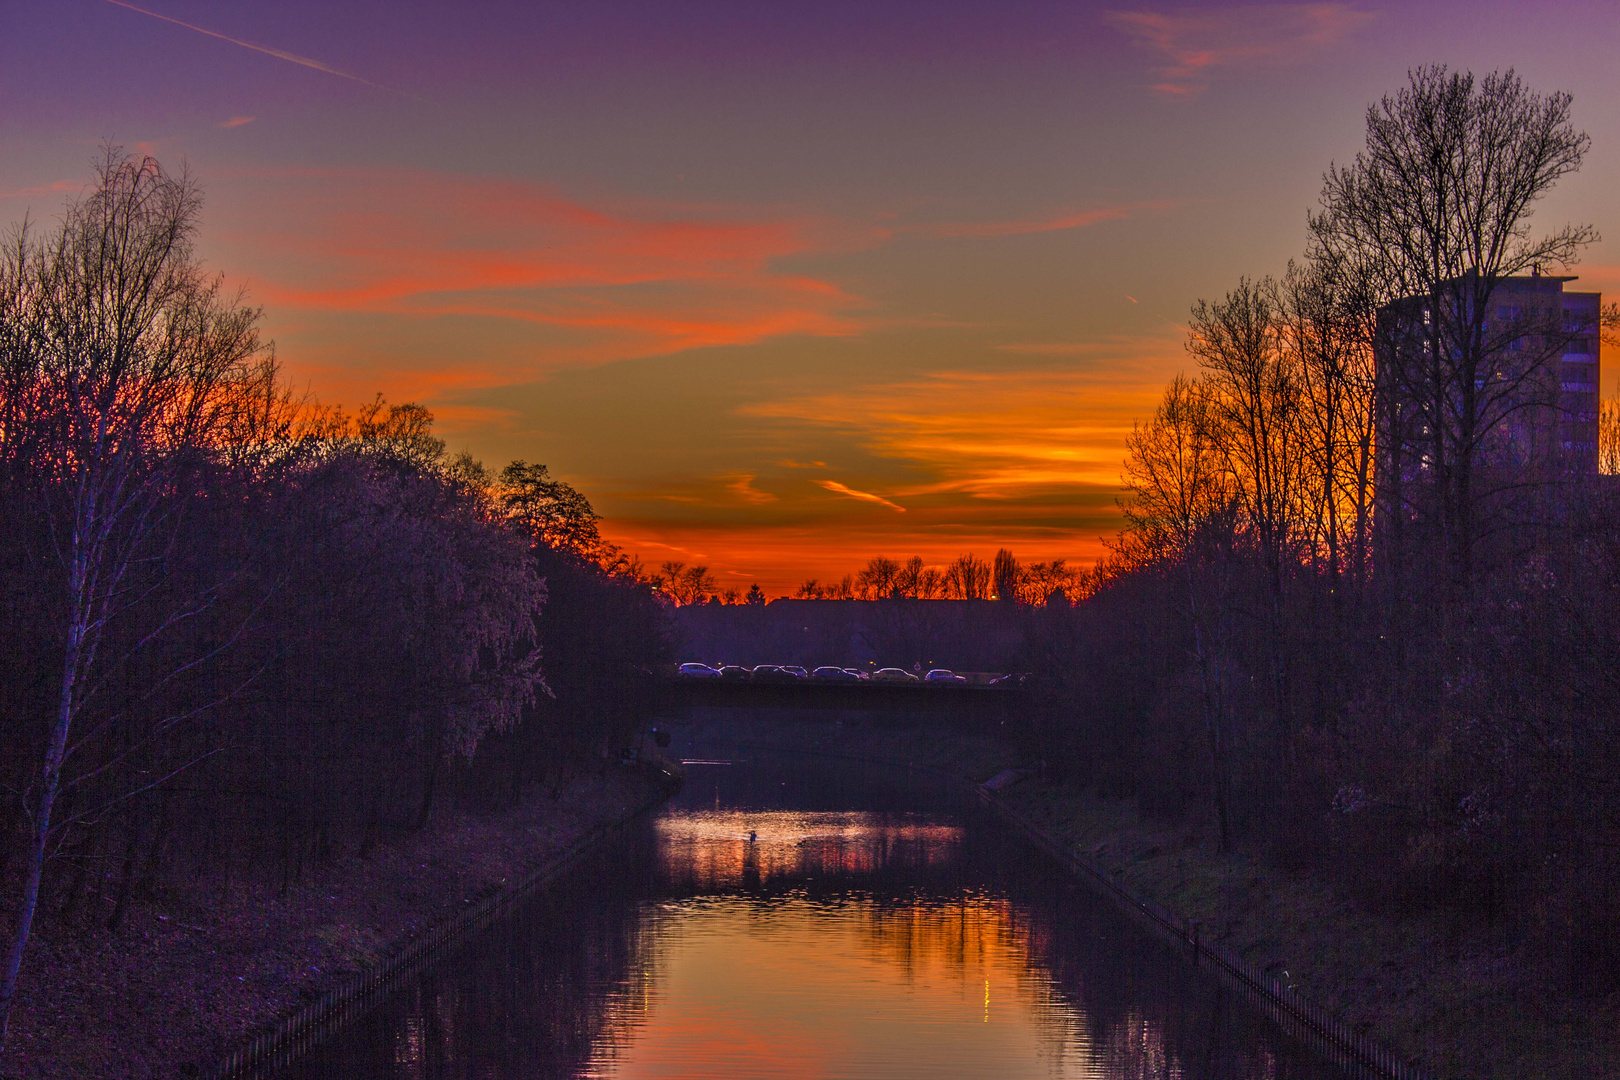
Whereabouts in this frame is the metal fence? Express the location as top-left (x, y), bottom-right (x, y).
top-left (210, 783), bottom-right (673, 1080)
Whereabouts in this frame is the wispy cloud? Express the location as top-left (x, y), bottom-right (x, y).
top-left (725, 474), bottom-right (778, 504)
top-left (868, 200), bottom-right (1188, 242)
top-left (211, 167), bottom-right (867, 395)
top-left (103, 0), bottom-right (380, 89)
top-left (0, 179), bottom-right (77, 200)
top-left (747, 348), bottom-right (1181, 500)
top-left (1103, 4), bottom-right (1374, 98)
top-left (816, 480), bottom-right (906, 513)
top-left (219, 116), bottom-right (255, 129)
top-left (908, 205), bottom-right (1146, 238)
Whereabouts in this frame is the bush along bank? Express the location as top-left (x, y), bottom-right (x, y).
top-left (995, 777), bottom-right (1620, 1080)
top-left (1, 765), bottom-right (670, 1080)
top-left (699, 715), bottom-right (1614, 1077)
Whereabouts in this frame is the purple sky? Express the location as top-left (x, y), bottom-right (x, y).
top-left (4, 0), bottom-right (1616, 591)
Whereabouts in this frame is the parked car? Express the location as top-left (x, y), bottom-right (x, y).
top-left (871, 667), bottom-right (920, 683)
top-left (923, 668), bottom-right (968, 685)
top-left (782, 665), bottom-right (809, 678)
top-left (752, 664), bottom-right (801, 683)
top-left (811, 666), bottom-right (861, 682)
top-left (677, 662), bottom-right (722, 679)
top-left (842, 668), bottom-right (870, 680)
top-left (717, 665), bottom-right (752, 681)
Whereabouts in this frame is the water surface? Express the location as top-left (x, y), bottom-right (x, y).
top-left (290, 743), bottom-right (1336, 1079)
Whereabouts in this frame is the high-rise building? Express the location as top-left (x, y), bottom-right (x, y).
top-left (1376, 273), bottom-right (1603, 484)
top-left (1372, 272), bottom-right (1603, 578)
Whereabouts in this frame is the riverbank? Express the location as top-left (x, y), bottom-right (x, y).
top-left (723, 715), bottom-right (1617, 1078)
top-left (0, 765), bottom-right (667, 1080)
top-left (997, 779), bottom-right (1620, 1080)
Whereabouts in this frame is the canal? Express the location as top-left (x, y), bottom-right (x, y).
top-left (287, 733), bottom-right (1339, 1079)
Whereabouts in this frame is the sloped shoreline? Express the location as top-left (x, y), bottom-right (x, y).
top-left (710, 715), bottom-right (1618, 1078)
top-left (1, 766), bottom-right (667, 1080)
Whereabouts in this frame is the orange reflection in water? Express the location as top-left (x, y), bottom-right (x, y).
top-left (575, 809), bottom-right (1191, 1079)
top-left (655, 810), bottom-right (962, 891)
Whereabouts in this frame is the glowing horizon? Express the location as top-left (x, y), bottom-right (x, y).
top-left (4, 1), bottom-right (1616, 594)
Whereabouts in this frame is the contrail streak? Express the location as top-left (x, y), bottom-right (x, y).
top-left (104, 0), bottom-right (378, 88)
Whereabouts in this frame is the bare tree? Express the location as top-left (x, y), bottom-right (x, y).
top-left (500, 460), bottom-right (603, 558)
top-left (1023, 560), bottom-right (1079, 604)
top-left (855, 556), bottom-right (900, 599)
top-left (916, 567), bottom-right (947, 599)
top-left (1187, 277), bottom-right (1312, 754)
top-left (1309, 66), bottom-right (1595, 585)
top-left (0, 150), bottom-right (270, 1059)
top-left (892, 555), bottom-right (925, 598)
top-left (945, 553), bottom-right (991, 600)
top-left (673, 566), bottom-right (716, 605)
top-left (1121, 375), bottom-right (1230, 559)
top-left (1601, 401), bottom-right (1620, 476)
top-left (1120, 374), bottom-right (1241, 849)
top-left (1603, 304), bottom-right (1620, 475)
top-left (1279, 259), bottom-right (1378, 594)
top-left (992, 549), bottom-right (1020, 602)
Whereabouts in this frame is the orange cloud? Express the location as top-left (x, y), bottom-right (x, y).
top-left (219, 116), bottom-right (255, 128)
top-left (1103, 4), bottom-right (1375, 97)
top-left (580, 333), bottom-right (1187, 590)
top-left (209, 167), bottom-right (868, 395)
top-left (746, 340), bottom-right (1180, 496)
top-left (206, 166), bottom-right (1197, 411)
top-left (816, 480), bottom-right (907, 513)
top-left (0, 180), bottom-right (79, 200)
top-left (725, 474), bottom-right (777, 505)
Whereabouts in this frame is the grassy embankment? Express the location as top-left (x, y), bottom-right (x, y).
top-left (738, 715), bottom-right (1616, 1079)
top-left (2, 765), bottom-right (666, 1080)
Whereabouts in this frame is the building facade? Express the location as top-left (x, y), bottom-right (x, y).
top-left (1376, 273), bottom-right (1602, 483)
top-left (1373, 272), bottom-right (1603, 578)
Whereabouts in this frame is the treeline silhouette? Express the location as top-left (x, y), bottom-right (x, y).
top-left (1024, 68), bottom-right (1620, 988)
top-left (642, 551), bottom-right (1085, 607)
top-left (792, 551), bottom-right (1085, 603)
top-left (0, 150), bottom-right (671, 1050)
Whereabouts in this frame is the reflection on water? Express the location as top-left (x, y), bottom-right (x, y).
top-left (288, 753), bottom-right (1334, 1080)
top-left (657, 809), bottom-right (962, 890)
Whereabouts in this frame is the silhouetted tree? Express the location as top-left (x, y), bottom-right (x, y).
top-left (1310, 65), bottom-right (1594, 587)
top-left (0, 149), bottom-right (273, 1057)
top-left (500, 460), bottom-right (603, 558)
top-left (992, 549), bottom-right (1020, 602)
top-left (945, 553), bottom-right (991, 599)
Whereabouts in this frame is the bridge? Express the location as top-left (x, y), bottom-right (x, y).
top-left (652, 676), bottom-right (1029, 720)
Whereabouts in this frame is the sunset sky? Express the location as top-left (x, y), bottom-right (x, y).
top-left (4, 0), bottom-right (1617, 593)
